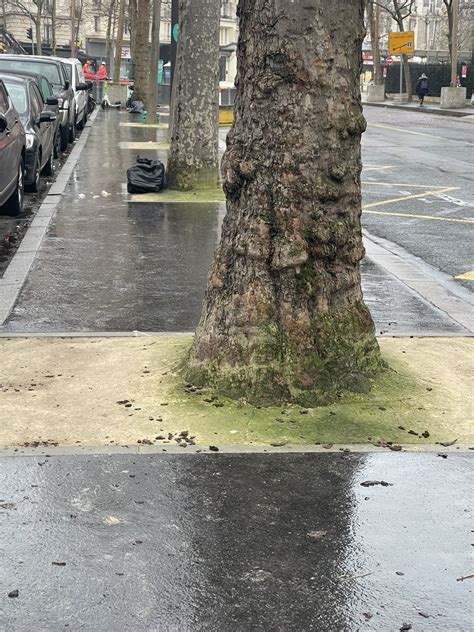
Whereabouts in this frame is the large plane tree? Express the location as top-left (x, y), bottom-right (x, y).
top-left (185, 0), bottom-right (382, 406)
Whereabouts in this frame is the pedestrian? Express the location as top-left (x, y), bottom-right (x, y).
top-left (98, 62), bottom-right (108, 80)
top-left (83, 59), bottom-right (91, 74)
top-left (416, 73), bottom-right (429, 106)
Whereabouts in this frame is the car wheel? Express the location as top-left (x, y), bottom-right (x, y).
top-left (41, 148), bottom-right (54, 176)
top-left (4, 161), bottom-right (24, 217)
top-left (69, 115), bottom-right (77, 142)
top-left (60, 125), bottom-right (68, 151)
top-left (53, 130), bottom-right (61, 159)
top-left (26, 153), bottom-right (41, 193)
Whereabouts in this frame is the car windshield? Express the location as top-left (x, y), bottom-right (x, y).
top-left (0, 60), bottom-right (62, 89)
top-left (3, 80), bottom-right (28, 121)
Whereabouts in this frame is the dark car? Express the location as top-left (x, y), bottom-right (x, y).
top-left (0, 70), bottom-right (61, 158)
top-left (0, 74), bottom-right (57, 193)
top-left (0, 55), bottom-right (75, 151)
top-left (0, 79), bottom-right (26, 216)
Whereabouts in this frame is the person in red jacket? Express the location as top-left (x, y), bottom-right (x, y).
top-left (83, 59), bottom-right (91, 74)
top-left (98, 62), bottom-right (108, 80)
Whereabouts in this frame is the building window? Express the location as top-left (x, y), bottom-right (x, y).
top-left (44, 23), bottom-right (52, 43)
top-left (94, 16), bottom-right (100, 32)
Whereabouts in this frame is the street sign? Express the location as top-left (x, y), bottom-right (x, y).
top-left (386, 56), bottom-right (393, 65)
top-left (388, 31), bottom-right (415, 56)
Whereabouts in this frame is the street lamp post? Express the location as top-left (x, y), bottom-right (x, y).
top-left (450, 0), bottom-right (459, 87)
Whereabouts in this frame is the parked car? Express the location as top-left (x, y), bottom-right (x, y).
top-left (0, 74), bottom-right (57, 193)
top-left (0, 79), bottom-right (26, 216)
top-left (0, 55), bottom-right (75, 151)
top-left (53, 57), bottom-right (89, 131)
top-left (0, 70), bottom-right (61, 159)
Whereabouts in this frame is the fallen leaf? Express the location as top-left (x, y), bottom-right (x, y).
top-left (52, 561), bottom-right (66, 566)
top-left (103, 516), bottom-right (122, 525)
top-left (8, 589), bottom-right (19, 598)
top-left (360, 480), bottom-right (393, 487)
top-left (439, 439), bottom-right (457, 447)
top-left (400, 624), bottom-right (412, 632)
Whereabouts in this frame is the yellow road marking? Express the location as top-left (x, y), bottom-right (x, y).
top-left (362, 187), bottom-right (459, 209)
top-left (364, 210), bottom-right (474, 224)
top-left (369, 123), bottom-right (474, 145)
top-left (119, 141), bottom-right (169, 150)
top-left (363, 166), bottom-right (394, 172)
top-left (120, 122), bottom-right (168, 129)
top-left (455, 270), bottom-right (474, 281)
top-left (362, 181), bottom-right (456, 189)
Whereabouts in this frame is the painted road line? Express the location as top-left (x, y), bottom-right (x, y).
top-left (455, 270), bottom-right (474, 281)
top-left (119, 141), bottom-right (169, 150)
top-left (362, 181), bottom-right (459, 189)
top-left (119, 122), bottom-right (169, 129)
top-left (364, 210), bottom-right (474, 224)
top-left (364, 230), bottom-right (473, 333)
top-left (362, 187), bottom-right (459, 209)
top-left (363, 166), bottom-right (394, 172)
top-left (369, 123), bottom-right (474, 145)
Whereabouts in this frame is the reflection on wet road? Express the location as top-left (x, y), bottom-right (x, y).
top-left (1, 452), bottom-right (471, 631)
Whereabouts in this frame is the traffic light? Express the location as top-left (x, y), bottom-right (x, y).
top-left (26, 27), bottom-right (33, 40)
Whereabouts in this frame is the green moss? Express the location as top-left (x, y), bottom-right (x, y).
top-left (145, 337), bottom-right (463, 446)
top-left (129, 187), bottom-right (225, 203)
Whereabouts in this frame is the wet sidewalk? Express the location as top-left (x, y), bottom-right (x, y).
top-left (0, 109), bottom-right (468, 335)
top-left (363, 95), bottom-right (474, 119)
top-left (1, 452), bottom-right (472, 631)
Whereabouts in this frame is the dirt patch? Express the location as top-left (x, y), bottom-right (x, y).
top-left (0, 336), bottom-right (472, 448)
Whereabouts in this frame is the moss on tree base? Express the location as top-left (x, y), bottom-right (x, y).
top-left (186, 302), bottom-right (384, 407)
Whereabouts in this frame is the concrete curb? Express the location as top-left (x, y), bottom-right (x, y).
top-left (0, 443), bottom-right (471, 457)
top-left (364, 230), bottom-right (474, 333)
top-left (0, 107), bottom-right (100, 326)
top-left (363, 100), bottom-right (474, 118)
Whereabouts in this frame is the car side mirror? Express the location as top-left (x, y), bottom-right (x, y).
top-left (46, 97), bottom-right (59, 106)
top-left (64, 80), bottom-right (70, 90)
top-left (85, 80), bottom-right (93, 89)
top-left (0, 114), bottom-right (8, 134)
top-left (39, 110), bottom-right (57, 124)
top-left (77, 82), bottom-right (89, 91)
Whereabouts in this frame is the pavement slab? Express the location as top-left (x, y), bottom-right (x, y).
top-left (0, 452), bottom-right (472, 631)
top-left (0, 336), bottom-right (472, 448)
top-left (1, 108), bottom-right (471, 333)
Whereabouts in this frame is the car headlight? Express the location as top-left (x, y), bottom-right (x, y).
top-left (25, 133), bottom-right (35, 149)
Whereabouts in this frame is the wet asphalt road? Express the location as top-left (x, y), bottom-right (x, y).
top-left (0, 107), bottom-right (471, 334)
top-left (1, 452), bottom-right (472, 631)
top-left (362, 107), bottom-right (474, 289)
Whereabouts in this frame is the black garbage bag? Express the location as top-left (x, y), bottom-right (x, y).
top-left (127, 157), bottom-right (166, 194)
top-left (129, 100), bottom-right (145, 113)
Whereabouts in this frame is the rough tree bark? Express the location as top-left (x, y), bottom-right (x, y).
top-left (51, 0), bottom-right (57, 55)
top-left (113, 0), bottom-right (126, 83)
top-left (185, 0), bottom-right (382, 406)
top-left (166, 0), bottom-right (220, 190)
top-left (132, 0), bottom-right (150, 101)
top-left (146, 0), bottom-right (161, 123)
top-left (105, 0), bottom-right (116, 64)
top-left (367, 1), bottom-right (383, 85)
top-left (34, 1), bottom-right (42, 55)
top-left (128, 0), bottom-right (137, 62)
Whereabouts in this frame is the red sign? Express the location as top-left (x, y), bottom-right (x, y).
top-left (386, 56), bottom-right (394, 66)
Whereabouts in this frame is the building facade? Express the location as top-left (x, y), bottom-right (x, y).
top-left (1, 0), bottom-right (239, 83)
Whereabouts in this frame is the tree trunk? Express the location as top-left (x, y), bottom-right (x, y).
top-left (113, 0), bottom-right (126, 83)
top-left (185, 0), bottom-right (382, 406)
top-left (146, 0), bottom-right (161, 123)
top-left (132, 0), bottom-right (150, 102)
top-left (129, 0), bottom-right (138, 77)
top-left (35, 3), bottom-right (42, 55)
top-left (51, 0), bottom-right (57, 55)
top-left (166, 0), bottom-right (220, 190)
top-left (105, 0), bottom-right (116, 63)
top-left (367, 1), bottom-right (383, 86)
